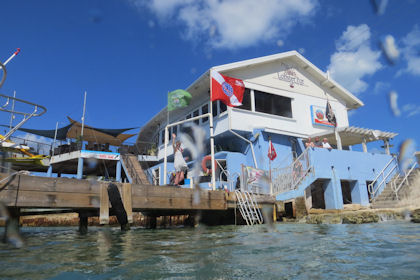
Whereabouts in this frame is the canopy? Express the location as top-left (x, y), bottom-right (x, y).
top-left (310, 126), bottom-right (398, 146)
top-left (4, 116), bottom-right (138, 146)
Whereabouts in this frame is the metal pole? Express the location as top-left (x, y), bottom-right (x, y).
top-left (209, 70), bottom-right (216, 191)
top-left (80, 91), bottom-right (87, 149)
top-left (2, 48), bottom-right (20, 67)
top-left (52, 121), bottom-right (58, 156)
top-left (163, 126), bottom-right (169, 185)
top-left (9, 90), bottom-right (16, 130)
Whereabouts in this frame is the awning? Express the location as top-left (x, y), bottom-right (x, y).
top-left (4, 116), bottom-right (138, 146)
top-left (310, 126), bottom-right (398, 146)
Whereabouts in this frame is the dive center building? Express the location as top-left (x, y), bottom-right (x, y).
top-left (136, 51), bottom-right (399, 210)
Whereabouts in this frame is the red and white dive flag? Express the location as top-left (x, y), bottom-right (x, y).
top-left (211, 70), bottom-right (245, 107)
top-left (267, 139), bottom-right (277, 161)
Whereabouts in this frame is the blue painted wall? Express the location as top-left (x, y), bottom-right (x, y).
top-left (276, 147), bottom-right (396, 209)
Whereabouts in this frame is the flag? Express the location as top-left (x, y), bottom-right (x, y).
top-left (326, 100), bottom-right (337, 127)
top-left (168, 89), bottom-right (192, 111)
top-left (211, 70), bottom-right (245, 107)
top-left (268, 139), bottom-right (277, 161)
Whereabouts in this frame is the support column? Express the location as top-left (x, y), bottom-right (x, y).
top-left (362, 138), bottom-right (367, 153)
top-left (350, 179), bottom-right (370, 206)
top-left (77, 157), bottom-right (84, 179)
top-left (78, 212), bottom-right (88, 235)
top-left (335, 130), bottom-right (342, 150)
top-left (47, 165), bottom-right (53, 177)
top-left (3, 207), bottom-right (23, 248)
top-left (323, 169), bottom-right (343, 209)
top-left (116, 160), bottom-right (122, 182)
top-left (384, 139), bottom-right (390, 155)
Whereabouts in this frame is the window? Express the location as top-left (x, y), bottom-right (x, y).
top-left (168, 127), bottom-right (172, 140)
top-left (237, 88), bottom-right (251, 111)
top-left (254, 90), bottom-right (292, 118)
top-left (186, 113), bottom-right (192, 120)
top-left (160, 130), bottom-right (165, 145)
top-left (202, 104), bottom-right (208, 123)
top-left (173, 125), bottom-right (178, 136)
top-left (219, 101), bottom-right (227, 113)
top-left (193, 109), bottom-right (199, 124)
top-left (212, 101), bottom-right (218, 117)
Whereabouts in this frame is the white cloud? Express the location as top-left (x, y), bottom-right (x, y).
top-left (402, 103), bottom-right (420, 117)
top-left (130, 0), bottom-right (318, 49)
top-left (276, 40), bottom-right (284, 47)
top-left (400, 25), bottom-right (420, 76)
top-left (373, 81), bottom-right (390, 94)
top-left (327, 24), bottom-right (382, 95)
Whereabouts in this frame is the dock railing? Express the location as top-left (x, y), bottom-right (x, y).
top-left (9, 135), bottom-right (52, 156)
top-left (271, 147), bottom-right (311, 196)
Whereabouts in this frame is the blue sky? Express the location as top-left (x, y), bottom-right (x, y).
top-left (0, 0), bottom-right (419, 153)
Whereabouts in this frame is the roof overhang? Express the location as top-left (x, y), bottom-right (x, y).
top-left (310, 126), bottom-right (398, 146)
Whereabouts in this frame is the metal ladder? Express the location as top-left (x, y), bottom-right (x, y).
top-left (234, 190), bottom-right (263, 225)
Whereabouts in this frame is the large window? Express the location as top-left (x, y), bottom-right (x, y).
top-left (219, 101), bottom-right (227, 114)
top-left (201, 104), bottom-right (208, 123)
top-left (237, 88), bottom-right (251, 111)
top-left (212, 101), bottom-right (218, 117)
top-left (254, 90), bottom-right (292, 118)
top-left (193, 109), bottom-right (199, 124)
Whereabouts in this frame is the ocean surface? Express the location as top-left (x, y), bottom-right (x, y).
top-left (1, 222), bottom-right (419, 279)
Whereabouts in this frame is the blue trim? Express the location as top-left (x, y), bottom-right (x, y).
top-left (81, 150), bottom-right (120, 156)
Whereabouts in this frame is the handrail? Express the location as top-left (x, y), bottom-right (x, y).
top-left (368, 156), bottom-right (399, 200)
top-left (393, 161), bottom-right (418, 200)
top-left (0, 94), bottom-right (47, 143)
top-left (0, 94), bottom-right (46, 117)
top-left (371, 156), bottom-right (398, 185)
top-left (234, 190), bottom-right (263, 225)
top-left (271, 146), bottom-right (311, 196)
top-left (121, 154), bottom-right (142, 184)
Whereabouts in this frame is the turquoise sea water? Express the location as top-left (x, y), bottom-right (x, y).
top-left (1, 222), bottom-right (420, 279)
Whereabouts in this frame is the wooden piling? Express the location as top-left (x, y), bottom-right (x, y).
top-left (78, 212), bottom-right (88, 235)
top-left (99, 183), bottom-right (109, 225)
top-left (121, 183), bottom-right (133, 224)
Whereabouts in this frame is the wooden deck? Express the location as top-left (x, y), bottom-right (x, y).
top-left (0, 173), bottom-right (227, 212)
top-left (0, 173), bottom-right (276, 230)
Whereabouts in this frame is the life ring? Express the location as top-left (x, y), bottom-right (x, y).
top-left (201, 155), bottom-right (217, 175)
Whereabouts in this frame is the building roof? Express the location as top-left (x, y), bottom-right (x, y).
top-left (310, 126), bottom-right (398, 146)
top-left (137, 50), bottom-right (364, 143)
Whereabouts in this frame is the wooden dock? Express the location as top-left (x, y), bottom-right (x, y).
top-left (0, 173), bottom-right (275, 230)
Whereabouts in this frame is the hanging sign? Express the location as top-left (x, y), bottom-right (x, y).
top-left (310, 105), bottom-right (336, 127)
top-left (80, 150), bottom-right (120, 160)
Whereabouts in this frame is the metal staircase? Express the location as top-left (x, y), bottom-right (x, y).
top-left (121, 154), bottom-right (149, 185)
top-left (372, 164), bottom-right (419, 209)
top-left (234, 190), bottom-right (263, 225)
